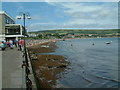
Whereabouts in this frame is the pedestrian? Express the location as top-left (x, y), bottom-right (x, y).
top-left (6, 40), bottom-right (10, 47)
top-left (2, 39), bottom-right (7, 48)
top-left (0, 41), bottom-right (6, 50)
top-left (2, 39), bottom-right (6, 43)
top-left (14, 39), bottom-right (18, 47)
top-left (18, 39), bottom-right (22, 51)
top-left (21, 39), bottom-right (25, 52)
top-left (9, 39), bottom-right (13, 49)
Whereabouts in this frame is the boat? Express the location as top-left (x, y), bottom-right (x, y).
top-left (105, 41), bottom-right (112, 44)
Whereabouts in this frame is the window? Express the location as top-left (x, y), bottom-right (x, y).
top-left (5, 15), bottom-right (15, 24)
top-left (5, 25), bottom-right (21, 35)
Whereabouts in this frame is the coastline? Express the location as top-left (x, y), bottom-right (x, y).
top-left (26, 39), bottom-right (60, 47)
top-left (27, 40), bottom-right (70, 88)
top-left (26, 37), bottom-right (118, 88)
top-left (26, 36), bottom-right (117, 47)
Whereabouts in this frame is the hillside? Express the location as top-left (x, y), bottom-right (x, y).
top-left (28, 29), bottom-right (119, 39)
top-left (29, 29), bottom-right (119, 34)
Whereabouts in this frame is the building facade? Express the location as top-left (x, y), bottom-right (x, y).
top-left (0, 11), bottom-right (24, 41)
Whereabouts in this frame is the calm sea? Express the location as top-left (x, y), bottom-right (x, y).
top-left (49, 37), bottom-right (119, 88)
top-left (41, 38), bottom-right (119, 88)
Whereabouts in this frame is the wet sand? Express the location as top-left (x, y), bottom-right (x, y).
top-left (27, 41), bottom-right (69, 88)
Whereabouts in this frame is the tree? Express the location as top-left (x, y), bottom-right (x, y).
top-left (38, 34), bottom-right (43, 39)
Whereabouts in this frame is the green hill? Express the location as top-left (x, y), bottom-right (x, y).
top-left (27, 29), bottom-right (119, 39)
top-left (29, 29), bottom-right (119, 34)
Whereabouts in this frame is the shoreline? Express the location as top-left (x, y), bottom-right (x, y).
top-left (26, 37), bottom-right (118, 88)
top-left (26, 39), bottom-right (60, 47)
top-left (27, 41), bottom-right (70, 88)
top-left (26, 37), bottom-right (117, 47)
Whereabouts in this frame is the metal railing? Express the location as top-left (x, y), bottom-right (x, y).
top-left (21, 40), bottom-right (32, 90)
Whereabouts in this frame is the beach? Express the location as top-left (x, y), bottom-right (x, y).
top-left (26, 38), bottom-right (118, 88)
top-left (27, 40), bottom-right (70, 88)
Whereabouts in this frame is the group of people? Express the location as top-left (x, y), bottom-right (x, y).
top-left (0, 39), bottom-right (25, 51)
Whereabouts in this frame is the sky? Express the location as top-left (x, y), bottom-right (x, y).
top-left (1, 1), bottom-right (119, 32)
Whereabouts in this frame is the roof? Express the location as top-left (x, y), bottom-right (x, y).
top-left (5, 24), bottom-right (22, 26)
top-left (5, 24), bottom-right (23, 29)
top-left (0, 11), bottom-right (15, 21)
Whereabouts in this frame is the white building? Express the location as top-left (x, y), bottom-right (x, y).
top-left (5, 24), bottom-right (24, 40)
top-left (0, 11), bottom-right (24, 41)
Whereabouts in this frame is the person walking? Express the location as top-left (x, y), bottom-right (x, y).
top-left (21, 39), bottom-right (25, 52)
top-left (9, 39), bottom-right (13, 49)
top-left (18, 39), bottom-right (22, 51)
top-left (0, 41), bottom-right (6, 50)
top-left (14, 39), bottom-right (18, 47)
top-left (6, 40), bottom-right (10, 47)
top-left (2, 39), bottom-right (7, 48)
top-left (2, 39), bottom-right (6, 43)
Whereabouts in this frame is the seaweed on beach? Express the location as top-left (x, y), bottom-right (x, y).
top-left (27, 41), bottom-right (70, 88)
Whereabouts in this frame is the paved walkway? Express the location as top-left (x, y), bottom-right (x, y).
top-left (0, 50), bottom-right (2, 89)
top-left (2, 47), bottom-right (25, 88)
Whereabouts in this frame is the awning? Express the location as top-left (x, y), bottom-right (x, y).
top-left (5, 24), bottom-right (20, 29)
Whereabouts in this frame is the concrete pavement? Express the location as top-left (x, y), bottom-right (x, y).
top-left (2, 47), bottom-right (25, 88)
top-left (0, 49), bottom-right (2, 90)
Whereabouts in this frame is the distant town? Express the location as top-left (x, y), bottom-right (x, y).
top-left (28, 29), bottom-right (119, 39)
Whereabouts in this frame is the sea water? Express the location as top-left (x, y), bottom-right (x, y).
top-left (42, 38), bottom-right (119, 88)
top-left (51, 37), bottom-right (119, 88)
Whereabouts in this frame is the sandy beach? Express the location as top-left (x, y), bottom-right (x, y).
top-left (26, 39), bottom-right (59, 47)
top-left (27, 40), bottom-right (70, 88)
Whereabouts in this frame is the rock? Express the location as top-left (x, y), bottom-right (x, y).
top-left (41, 45), bottom-right (49, 48)
top-left (48, 80), bottom-right (53, 83)
top-left (30, 54), bottom-right (38, 60)
top-left (48, 66), bottom-right (53, 68)
top-left (48, 59), bottom-right (51, 60)
top-left (31, 57), bottom-right (38, 60)
top-left (67, 67), bottom-right (71, 69)
top-left (40, 66), bottom-right (47, 70)
top-left (39, 77), bottom-right (45, 80)
top-left (57, 65), bottom-right (66, 68)
top-left (54, 59), bottom-right (58, 61)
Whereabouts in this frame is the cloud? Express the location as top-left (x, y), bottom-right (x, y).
top-left (5, 2), bottom-right (117, 31)
top-left (61, 3), bottom-right (102, 13)
top-left (27, 2), bottom-right (118, 31)
top-left (32, 22), bottom-right (56, 25)
top-left (27, 22), bottom-right (57, 31)
top-left (49, 2), bottom-right (118, 29)
top-left (14, 3), bottom-right (25, 11)
top-left (31, 15), bottom-right (43, 20)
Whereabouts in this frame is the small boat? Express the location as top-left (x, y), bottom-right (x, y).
top-left (105, 41), bottom-right (112, 44)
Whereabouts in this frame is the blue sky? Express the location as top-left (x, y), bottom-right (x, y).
top-left (2, 2), bottom-right (118, 32)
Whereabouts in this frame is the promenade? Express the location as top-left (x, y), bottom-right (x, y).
top-left (2, 47), bottom-right (25, 88)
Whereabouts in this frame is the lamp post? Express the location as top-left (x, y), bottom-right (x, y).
top-left (16, 12), bottom-right (31, 36)
top-left (17, 12), bottom-right (31, 64)
top-left (16, 12), bottom-right (31, 88)
top-left (17, 12), bottom-right (31, 62)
